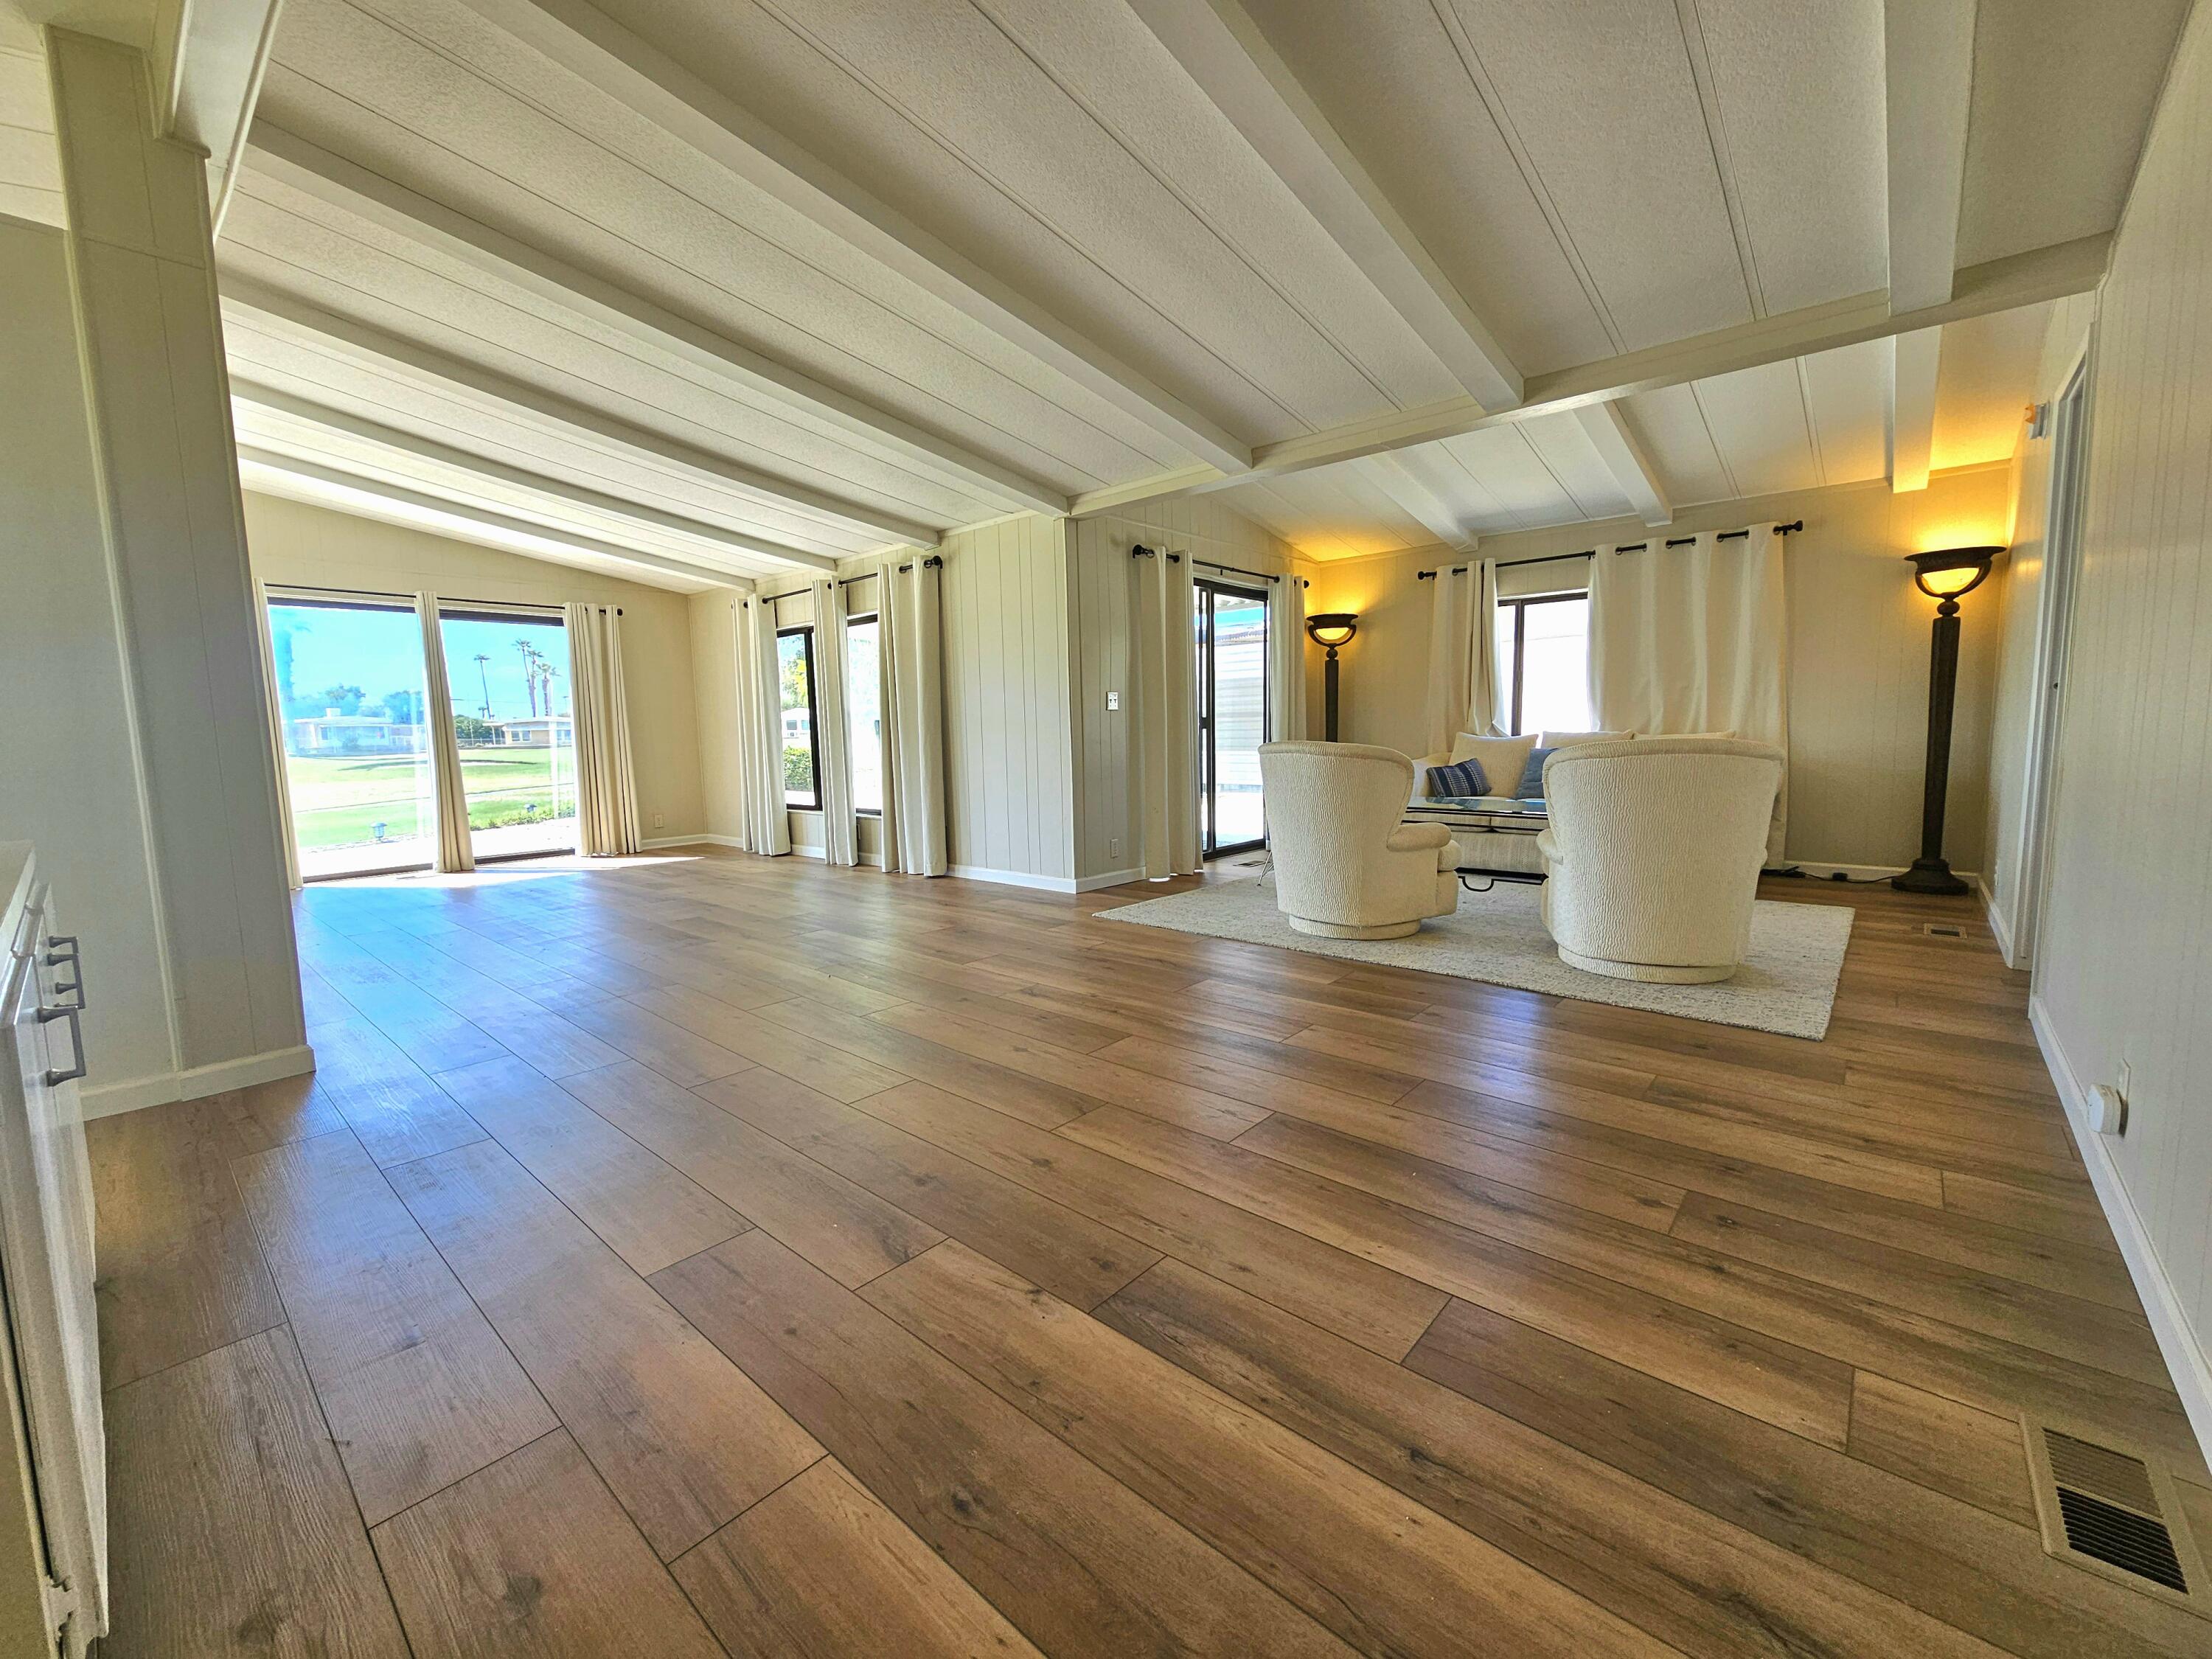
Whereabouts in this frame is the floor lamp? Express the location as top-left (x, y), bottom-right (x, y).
top-left (1893, 546), bottom-right (2003, 896)
top-left (1305, 613), bottom-right (1358, 740)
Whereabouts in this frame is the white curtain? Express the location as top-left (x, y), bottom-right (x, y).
top-left (564, 603), bottom-right (641, 857)
top-left (734, 593), bottom-right (791, 856)
top-left (1267, 572), bottom-right (1308, 742)
top-left (877, 553), bottom-right (947, 875)
top-left (1421, 558), bottom-right (1502, 753)
top-left (252, 580), bottom-right (302, 891)
top-left (1133, 549), bottom-right (1199, 877)
top-left (809, 578), bottom-right (858, 867)
top-left (1588, 521), bottom-right (1789, 859)
top-left (416, 594), bottom-right (475, 874)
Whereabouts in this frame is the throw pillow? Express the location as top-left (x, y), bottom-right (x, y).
top-left (1539, 729), bottom-right (1634, 748)
top-left (1514, 746), bottom-right (1557, 798)
top-left (1447, 732), bottom-right (1538, 793)
top-left (1426, 758), bottom-right (1489, 797)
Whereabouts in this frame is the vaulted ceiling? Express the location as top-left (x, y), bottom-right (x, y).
top-left (2, 0), bottom-right (2190, 582)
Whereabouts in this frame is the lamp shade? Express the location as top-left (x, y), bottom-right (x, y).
top-left (1306, 612), bottom-right (1359, 648)
top-left (1905, 546), bottom-right (2002, 600)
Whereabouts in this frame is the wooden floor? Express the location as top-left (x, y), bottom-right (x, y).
top-left (87, 849), bottom-right (2212, 1658)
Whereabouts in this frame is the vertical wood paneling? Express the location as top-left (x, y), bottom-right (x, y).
top-left (2032, 10), bottom-right (2212, 1369)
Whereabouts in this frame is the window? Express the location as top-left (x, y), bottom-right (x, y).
top-left (846, 613), bottom-right (883, 815)
top-left (437, 608), bottom-right (577, 860)
top-left (777, 625), bottom-right (820, 809)
top-left (1493, 593), bottom-right (1593, 735)
top-left (267, 596), bottom-right (437, 879)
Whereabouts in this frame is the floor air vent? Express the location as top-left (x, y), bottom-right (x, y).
top-left (1922, 922), bottom-right (1966, 938)
top-left (2025, 1422), bottom-right (2207, 1604)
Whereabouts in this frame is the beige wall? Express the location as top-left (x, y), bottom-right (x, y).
top-left (2003, 8), bottom-right (2212, 1445)
top-left (1068, 495), bottom-right (1318, 882)
top-left (242, 493), bottom-right (710, 842)
top-left (1307, 467), bottom-right (2018, 872)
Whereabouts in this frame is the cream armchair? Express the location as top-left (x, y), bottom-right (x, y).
top-left (1259, 743), bottom-right (1461, 939)
top-left (1537, 737), bottom-right (1784, 982)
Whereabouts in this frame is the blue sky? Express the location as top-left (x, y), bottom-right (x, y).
top-left (270, 603), bottom-right (571, 722)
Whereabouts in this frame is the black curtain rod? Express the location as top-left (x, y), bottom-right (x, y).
top-left (827, 553), bottom-right (943, 588)
top-left (265, 580), bottom-right (599, 615)
top-left (1415, 520), bottom-right (1804, 579)
top-left (1130, 544), bottom-right (1307, 588)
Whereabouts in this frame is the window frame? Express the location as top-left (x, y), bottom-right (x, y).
top-left (776, 622), bottom-right (824, 812)
top-left (1496, 589), bottom-right (1590, 737)
top-left (843, 611), bottom-right (883, 818)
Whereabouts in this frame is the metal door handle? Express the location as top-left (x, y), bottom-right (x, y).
top-left (35, 1003), bottom-right (86, 1085)
top-left (43, 935), bottom-right (85, 1011)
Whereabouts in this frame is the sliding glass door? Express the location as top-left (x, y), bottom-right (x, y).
top-left (436, 608), bottom-right (578, 861)
top-left (1194, 580), bottom-right (1270, 858)
top-left (266, 596), bottom-right (437, 879)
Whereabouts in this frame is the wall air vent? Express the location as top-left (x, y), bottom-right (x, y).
top-left (2024, 1421), bottom-right (2208, 1607)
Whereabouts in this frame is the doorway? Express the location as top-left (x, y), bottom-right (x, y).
top-left (2010, 361), bottom-right (2091, 969)
top-left (1194, 578), bottom-right (1269, 858)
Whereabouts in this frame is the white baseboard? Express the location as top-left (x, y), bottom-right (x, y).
top-left (2028, 995), bottom-right (2212, 1466)
top-left (1075, 867), bottom-right (1147, 893)
top-left (1774, 860), bottom-right (1983, 884)
top-left (948, 863), bottom-right (1079, 894)
top-left (1978, 874), bottom-right (2019, 964)
top-left (82, 1041), bottom-right (318, 1121)
top-left (640, 832), bottom-right (742, 850)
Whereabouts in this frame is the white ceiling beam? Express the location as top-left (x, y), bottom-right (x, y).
top-left (237, 448), bottom-right (754, 589)
top-left (1365, 451), bottom-right (1479, 552)
top-left (1570, 403), bottom-right (1672, 526)
top-left (156, 0), bottom-right (287, 234)
top-left (452, 0), bottom-right (1253, 477)
top-left (1121, 0), bottom-right (1520, 411)
top-left (1070, 231), bottom-right (2107, 514)
top-left (1881, 0), bottom-right (1975, 491)
top-left (218, 274), bottom-right (945, 549)
top-left (233, 380), bottom-right (839, 573)
top-left (244, 121), bottom-right (1070, 518)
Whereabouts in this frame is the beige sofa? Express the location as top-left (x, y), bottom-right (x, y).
top-left (1259, 742), bottom-right (1462, 938)
top-left (1535, 737), bottom-right (1784, 981)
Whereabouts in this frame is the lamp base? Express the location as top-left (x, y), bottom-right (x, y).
top-left (1891, 857), bottom-right (1970, 897)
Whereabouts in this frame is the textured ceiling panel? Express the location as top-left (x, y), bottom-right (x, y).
top-left (1686, 0), bottom-right (1885, 314)
top-left (1618, 383), bottom-right (1733, 507)
top-left (1931, 301), bottom-right (2051, 471)
top-left (1516, 414), bottom-right (1636, 521)
top-left (220, 185), bottom-right (1009, 525)
top-left (1797, 337), bottom-right (1890, 487)
top-left (1687, 358), bottom-right (1819, 499)
top-left (220, 317), bottom-right (886, 557)
top-left (1956, 0), bottom-right (2188, 267)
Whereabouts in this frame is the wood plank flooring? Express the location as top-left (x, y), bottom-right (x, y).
top-left (87, 850), bottom-right (2212, 1657)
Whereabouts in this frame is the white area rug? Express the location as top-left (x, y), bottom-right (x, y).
top-left (1100, 877), bottom-right (1854, 1039)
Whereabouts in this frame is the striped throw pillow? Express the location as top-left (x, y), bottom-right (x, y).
top-left (1427, 759), bottom-right (1489, 797)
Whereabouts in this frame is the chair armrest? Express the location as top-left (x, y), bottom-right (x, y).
top-left (1388, 821), bottom-right (1452, 853)
top-left (1535, 829), bottom-right (1562, 866)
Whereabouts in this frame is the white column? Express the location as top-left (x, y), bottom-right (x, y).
top-left (45, 29), bottom-right (307, 1086)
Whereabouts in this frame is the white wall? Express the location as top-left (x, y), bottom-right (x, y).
top-left (243, 493), bottom-right (711, 842)
top-left (2004, 7), bottom-right (2212, 1451)
top-left (1067, 495), bottom-right (1318, 883)
top-left (1307, 467), bottom-right (2019, 872)
top-left (0, 213), bottom-right (173, 1096)
top-left (1982, 291), bottom-right (2098, 952)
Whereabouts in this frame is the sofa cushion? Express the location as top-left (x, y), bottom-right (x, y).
top-left (1514, 746), bottom-right (1557, 797)
top-left (1447, 732), bottom-right (1538, 791)
top-left (1426, 758), bottom-right (1489, 797)
top-left (1540, 728), bottom-right (1635, 748)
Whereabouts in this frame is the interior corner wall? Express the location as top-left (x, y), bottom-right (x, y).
top-left (2003, 5), bottom-right (2212, 1453)
top-left (242, 493), bottom-right (711, 844)
top-left (689, 586), bottom-right (745, 844)
top-left (1307, 467), bottom-right (2017, 873)
top-left (1067, 495), bottom-right (1312, 885)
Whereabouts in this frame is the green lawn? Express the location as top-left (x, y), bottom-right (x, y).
top-left (285, 751), bottom-right (575, 850)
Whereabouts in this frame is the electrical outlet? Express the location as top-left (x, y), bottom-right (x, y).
top-left (1109, 836), bottom-right (1121, 858)
top-left (1106, 690), bottom-right (1121, 712)
top-left (653, 810), bottom-right (665, 828)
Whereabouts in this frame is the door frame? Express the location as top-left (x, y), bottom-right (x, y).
top-left (2010, 352), bottom-right (2092, 970)
top-left (1194, 576), bottom-right (1270, 860)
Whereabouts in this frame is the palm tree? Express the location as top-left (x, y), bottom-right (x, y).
top-left (471, 653), bottom-right (493, 720)
top-left (515, 639), bottom-right (540, 715)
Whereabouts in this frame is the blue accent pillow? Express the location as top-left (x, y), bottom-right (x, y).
top-left (1515, 746), bottom-right (1557, 799)
top-left (1427, 758), bottom-right (1488, 797)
